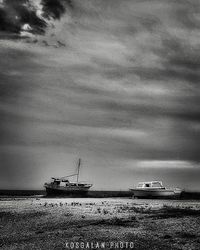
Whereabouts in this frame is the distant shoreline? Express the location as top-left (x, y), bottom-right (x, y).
top-left (1, 190), bottom-right (200, 199)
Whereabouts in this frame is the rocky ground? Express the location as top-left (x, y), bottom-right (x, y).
top-left (0, 198), bottom-right (200, 250)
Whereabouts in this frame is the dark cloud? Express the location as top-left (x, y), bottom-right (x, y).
top-left (41, 0), bottom-right (73, 19)
top-left (0, 0), bottom-right (73, 38)
top-left (0, 0), bottom-right (46, 35)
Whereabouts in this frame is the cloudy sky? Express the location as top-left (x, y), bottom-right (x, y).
top-left (0, 0), bottom-right (200, 190)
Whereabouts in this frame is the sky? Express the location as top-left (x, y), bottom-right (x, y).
top-left (0, 0), bottom-right (200, 190)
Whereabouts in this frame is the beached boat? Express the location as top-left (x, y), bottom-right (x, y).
top-left (130, 181), bottom-right (182, 199)
top-left (44, 159), bottom-right (92, 196)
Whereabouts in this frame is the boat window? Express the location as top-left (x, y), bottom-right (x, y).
top-left (145, 184), bottom-right (150, 187)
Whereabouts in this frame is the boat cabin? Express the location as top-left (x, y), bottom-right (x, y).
top-left (49, 177), bottom-right (89, 187)
top-left (137, 181), bottom-right (164, 189)
top-left (51, 178), bottom-right (61, 185)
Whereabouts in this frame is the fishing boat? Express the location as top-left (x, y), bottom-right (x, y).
top-left (44, 159), bottom-right (92, 196)
top-left (130, 181), bottom-right (182, 199)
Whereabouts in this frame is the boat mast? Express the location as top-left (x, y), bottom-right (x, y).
top-left (77, 158), bottom-right (81, 185)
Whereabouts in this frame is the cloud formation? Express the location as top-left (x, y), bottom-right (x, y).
top-left (0, 0), bottom-right (72, 38)
top-left (0, 0), bottom-right (200, 189)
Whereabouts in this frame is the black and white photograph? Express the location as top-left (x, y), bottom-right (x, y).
top-left (0, 0), bottom-right (200, 249)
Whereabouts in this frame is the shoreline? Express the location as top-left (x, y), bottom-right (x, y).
top-left (1, 190), bottom-right (200, 199)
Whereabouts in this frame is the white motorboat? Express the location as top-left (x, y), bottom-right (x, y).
top-left (130, 181), bottom-right (182, 199)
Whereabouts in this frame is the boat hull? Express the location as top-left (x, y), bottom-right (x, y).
top-left (130, 188), bottom-right (182, 199)
top-left (45, 186), bottom-right (91, 197)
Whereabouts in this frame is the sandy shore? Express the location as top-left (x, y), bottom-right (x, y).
top-left (0, 197), bottom-right (200, 249)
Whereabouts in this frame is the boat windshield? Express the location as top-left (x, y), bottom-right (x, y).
top-left (151, 182), bottom-right (162, 188)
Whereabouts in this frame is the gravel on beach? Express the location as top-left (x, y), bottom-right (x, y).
top-left (0, 198), bottom-right (200, 250)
